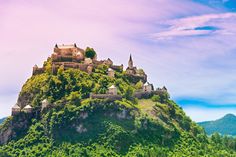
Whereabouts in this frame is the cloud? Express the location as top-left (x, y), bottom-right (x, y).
top-left (151, 13), bottom-right (236, 40)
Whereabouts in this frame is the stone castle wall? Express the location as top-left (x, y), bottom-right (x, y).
top-left (90, 93), bottom-right (122, 101)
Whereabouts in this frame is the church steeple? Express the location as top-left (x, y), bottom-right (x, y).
top-left (128, 54), bottom-right (133, 69)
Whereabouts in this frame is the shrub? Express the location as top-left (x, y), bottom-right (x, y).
top-left (85, 47), bottom-right (96, 59)
top-left (152, 95), bottom-right (160, 102)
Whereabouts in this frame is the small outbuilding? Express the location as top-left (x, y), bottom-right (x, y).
top-left (108, 68), bottom-right (115, 78)
top-left (143, 82), bottom-right (154, 92)
top-left (108, 85), bottom-right (117, 95)
top-left (12, 104), bottom-right (21, 116)
top-left (84, 58), bottom-right (93, 64)
top-left (41, 99), bottom-right (49, 110)
top-left (22, 105), bottom-right (33, 113)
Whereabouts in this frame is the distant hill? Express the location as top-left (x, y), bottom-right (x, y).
top-left (0, 118), bottom-right (6, 124)
top-left (198, 114), bottom-right (236, 135)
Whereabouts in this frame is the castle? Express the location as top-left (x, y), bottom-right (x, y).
top-left (125, 54), bottom-right (147, 83)
top-left (33, 44), bottom-right (123, 75)
top-left (12, 43), bottom-right (167, 115)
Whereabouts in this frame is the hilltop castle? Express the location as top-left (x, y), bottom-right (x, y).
top-left (12, 43), bottom-right (167, 116)
top-left (33, 44), bottom-right (123, 75)
top-left (33, 44), bottom-right (147, 83)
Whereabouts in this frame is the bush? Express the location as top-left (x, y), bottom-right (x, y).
top-left (85, 47), bottom-right (96, 59)
top-left (152, 95), bottom-right (160, 102)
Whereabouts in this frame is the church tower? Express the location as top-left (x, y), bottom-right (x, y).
top-left (128, 54), bottom-right (133, 69)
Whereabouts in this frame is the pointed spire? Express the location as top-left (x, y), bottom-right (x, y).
top-left (74, 43), bottom-right (77, 47)
top-left (128, 54), bottom-right (133, 69)
top-left (55, 44), bottom-right (58, 48)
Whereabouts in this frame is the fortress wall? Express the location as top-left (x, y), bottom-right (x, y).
top-left (134, 91), bottom-right (154, 99)
top-left (90, 93), bottom-right (122, 101)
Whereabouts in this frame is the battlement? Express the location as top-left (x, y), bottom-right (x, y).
top-left (32, 44), bottom-right (147, 86)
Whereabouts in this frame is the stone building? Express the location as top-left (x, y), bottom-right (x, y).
top-left (84, 58), bottom-right (93, 64)
top-left (22, 105), bottom-right (33, 113)
top-left (108, 85), bottom-right (117, 95)
top-left (87, 65), bottom-right (93, 74)
top-left (143, 82), bottom-right (154, 92)
top-left (108, 68), bottom-right (115, 77)
top-left (33, 65), bottom-right (44, 75)
top-left (11, 104), bottom-right (21, 116)
top-left (41, 99), bottom-right (49, 110)
top-left (32, 43), bottom-right (124, 76)
top-left (90, 85), bottom-right (121, 100)
top-left (156, 86), bottom-right (168, 92)
top-left (52, 44), bottom-right (85, 63)
top-left (125, 54), bottom-right (147, 83)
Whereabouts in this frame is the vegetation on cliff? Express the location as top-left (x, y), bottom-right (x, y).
top-left (0, 60), bottom-right (236, 156)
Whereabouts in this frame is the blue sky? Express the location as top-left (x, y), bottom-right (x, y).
top-left (1, 0), bottom-right (236, 122)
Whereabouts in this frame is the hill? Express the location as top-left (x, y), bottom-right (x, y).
top-left (0, 118), bottom-right (6, 124)
top-left (199, 114), bottom-right (236, 135)
top-left (0, 44), bottom-right (236, 156)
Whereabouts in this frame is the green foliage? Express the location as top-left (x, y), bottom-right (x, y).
top-left (199, 114), bottom-right (236, 135)
top-left (85, 47), bottom-right (96, 59)
top-left (152, 95), bottom-right (161, 102)
top-left (135, 80), bottom-right (143, 90)
top-left (1, 63), bottom-right (236, 157)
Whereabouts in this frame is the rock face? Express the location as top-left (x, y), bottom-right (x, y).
top-left (17, 92), bottom-right (33, 109)
top-left (0, 114), bottom-right (33, 145)
top-left (0, 120), bottom-right (12, 145)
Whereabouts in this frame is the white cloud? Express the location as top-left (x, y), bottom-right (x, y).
top-left (151, 13), bottom-right (236, 40)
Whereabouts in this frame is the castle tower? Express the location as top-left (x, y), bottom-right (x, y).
top-left (128, 54), bottom-right (133, 69)
top-left (22, 105), bottom-right (33, 113)
top-left (108, 85), bottom-right (117, 95)
top-left (12, 104), bottom-right (21, 116)
top-left (108, 68), bottom-right (115, 78)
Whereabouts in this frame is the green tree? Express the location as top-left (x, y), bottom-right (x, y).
top-left (124, 86), bottom-right (134, 101)
top-left (135, 80), bottom-right (143, 90)
top-left (85, 47), bottom-right (96, 59)
top-left (151, 95), bottom-right (160, 102)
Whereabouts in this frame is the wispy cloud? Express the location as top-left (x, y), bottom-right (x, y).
top-left (151, 13), bottom-right (236, 40)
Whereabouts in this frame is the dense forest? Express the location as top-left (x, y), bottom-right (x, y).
top-left (199, 114), bottom-right (236, 136)
top-left (0, 59), bottom-right (236, 156)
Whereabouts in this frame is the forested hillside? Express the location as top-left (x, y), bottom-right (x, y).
top-left (0, 55), bottom-right (236, 156)
top-left (199, 114), bottom-right (236, 135)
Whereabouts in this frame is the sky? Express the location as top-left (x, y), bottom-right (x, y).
top-left (1, 0), bottom-right (236, 122)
